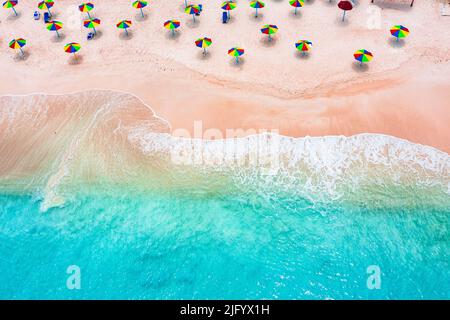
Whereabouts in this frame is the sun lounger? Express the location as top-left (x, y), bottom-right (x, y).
top-left (87, 32), bottom-right (95, 40)
top-left (222, 11), bottom-right (228, 24)
top-left (33, 11), bottom-right (40, 20)
top-left (44, 12), bottom-right (52, 23)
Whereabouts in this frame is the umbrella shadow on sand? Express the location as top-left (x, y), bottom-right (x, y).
top-left (91, 30), bottom-right (104, 40)
top-left (13, 51), bottom-right (30, 62)
top-left (335, 16), bottom-right (350, 27)
top-left (68, 55), bottom-right (83, 65)
top-left (197, 50), bottom-right (212, 61)
top-left (135, 13), bottom-right (149, 22)
top-left (388, 37), bottom-right (406, 48)
top-left (229, 57), bottom-right (246, 69)
top-left (352, 61), bottom-right (369, 72)
top-left (294, 51), bottom-right (311, 60)
top-left (165, 31), bottom-right (181, 41)
top-left (50, 33), bottom-right (66, 43)
top-left (186, 19), bottom-right (200, 29)
top-left (249, 12), bottom-right (264, 22)
top-left (119, 30), bottom-right (134, 40)
top-left (288, 11), bottom-right (303, 20)
top-left (6, 12), bottom-right (21, 21)
top-left (260, 36), bottom-right (278, 48)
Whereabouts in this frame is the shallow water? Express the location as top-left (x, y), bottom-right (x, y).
top-left (0, 91), bottom-right (449, 299)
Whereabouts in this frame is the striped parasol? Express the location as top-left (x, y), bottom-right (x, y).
top-left (289, 0), bottom-right (304, 15)
top-left (250, 1), bottom-right (265, 17)
top-left (195, 37), bottom-right (212, 54)
top-left (185, 4), bottom-right (201, 22)
top-left (83, 18), bottom-right (101, 35)
top-left (164, 19), bottom-right (180, 36)
top-left (64, 42), bottom-right (81, 60)
top-left (9, 38), bottom-right (26, 56)
top-left (221, 1), bottom-right (236, 19)
top-left (79, 2), bottom-right (94, 19)
top-left (117, 19), bottom-right (132, 36)
top-left (354, 49), bottom-right (373, 65)
top-left (38, 0), bottom-right (54, 15)
top-left (228, 47), bottom-right (244, 64)
top-left (3, 0), bottom-right (18, 16)
top-left (390, 25), bottom-right (409, 41)
top-left (260, 24), bottom-right (278, 41)
top-left (295, 40), bottom-right (312, 55)
top-left (132, 1), bottom-right (148, 18)
top-left (46, 20), bottom-right (63, 38)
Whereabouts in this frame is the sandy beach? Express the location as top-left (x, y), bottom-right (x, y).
top-left (1, 0), bottom-right (449, 153)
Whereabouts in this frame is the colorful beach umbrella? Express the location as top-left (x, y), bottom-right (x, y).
top-left (390, 25), bottom-right (409, 41)
top-left (64, 42), bottom-right (81, 60)
top-left (185, 4), bottom-right (200, 22)
top-left (117, 19), bottom-right (132, 36)
top-left (79, 2), bottom-right (94, 19)
top-left (260, 24), bottom-right (278, 41)
top-left (132, 1), bottom-right (148, 18)
top-left (289, 0), bottom-right (304, 15)
top-left (164, 19), bottom-right (180, 36)
top-left (38, 0), bottom-right (54, 15)
top-left (295, 40), bottom-right (312, 55)
top-left (3, 0), bottom-right (18, 16)
top-left (354, 49), bottom-right (373, 65)
top-left (221, 1), bottom-right (236, 19)
top-left (9, 38), bottom-right (26, 57)
top-left (338, 1), bottom-right (353, 21)
top-left (195, 37), bottom-right (212, 54)
top-left (46, 20), bottom-right (63, 38)
top-left (83, 18), bottom-right (100, 35)
top-left (228, 47), bottom-right (244, 64)
top-left (250, 1), bottom-right (265, 18)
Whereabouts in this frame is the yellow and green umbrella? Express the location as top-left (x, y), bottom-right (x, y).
top-left (228, 47), bottom-right (244, 64)
top-left (3, 0), bottom-right (18, 16)
top-left (164, 19), bottom-right (180, 36)
top-left (250, 1), bottom-right (264, 18)
top-left (83, 18), bottom-right (100, 35)
top-left (295, 40), bottom-right (312, 55)
top-left (64, 42), bottom-right (81, 60)
top-left (185, 4), bottom-right (200, 22)
top-left (354, 49), bottom-right (373, 65)
top-left (132, 1), bottom-right (148, 18)
top-left (261, 24), bottom-right (278, 41)
top-left (195, 37), bottom-right (212, 54)
top-left (46, 20), bottom-right (63, 38)
top-left (289, 0), bottom-right (304, 15)
top-left (38, 0), bottom-right (54, 15)
top-left (9, 38), bottom-right (26, 57)
top-left (117, 19), bottom-right (132, 36)
top-left (221, 1), bottom-right (236, 19)
top-left (79, 2), bottom-right (94, 19)
top-left (390, 25), bottom-right (409, 42)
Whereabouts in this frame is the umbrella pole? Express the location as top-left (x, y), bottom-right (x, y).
top-left (93, 27), bottom-right (96, 35)
top-left (56, 30), bottom-right (60, 38)
top-left (295, 7), bottom-right (297, 15)
top-left (13, 7), bottom-right (18, 16)
top-left (255, 8), bottom-right (258, 18)
top-left (172, 29), bottom-right (175, 36)
top-left (236, 56), bottom-right (239, 64)
top-left (47, 8), bottom-right (51, 17)
top-left (125, 28), bottom-right (129, 37)
top-left (184, 0), bottom-right (187, 8)
top-left (203, 47), bottom-right (206, 54)
top-left (19, 48), bottom-right (24, 57)
top-left (88, 12), bottom-right (91, 19)
top-left (342, 11), bottom-right (346, 22)
top-left (228, 10), bottom-right (231, 20)
top-left (141, 8), bottom-right (144, 18)
top-left (193, 14), bottom-right (195, 22)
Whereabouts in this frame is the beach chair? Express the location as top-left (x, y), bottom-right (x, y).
top-left (44, 12), bottom-right (52, 23)
top-left (87, 32), bottom-right (95, 41)
top-left (33, 11), bottom-right (40, 20)
top-left (371, 0), bottom-right (415, 6)
top-left (222, 11), bottom-right (228, 24)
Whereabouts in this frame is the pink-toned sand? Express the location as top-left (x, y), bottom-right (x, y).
top-left (0, 0), bottom-right (449, 152)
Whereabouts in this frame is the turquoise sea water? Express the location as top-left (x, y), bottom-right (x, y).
top-left (0, 185), bottom-right (448, 299)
